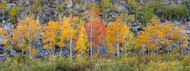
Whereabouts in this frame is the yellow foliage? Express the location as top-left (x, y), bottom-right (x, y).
top-left (0, 27), bottom-right (11, 48)
top-left (12, 13), bottom-right (41, 56)
top-left (106, 18), bottom-right (134, 54)
top-left (126, 14), bottom-right (135, 21)
top-left (10, 6), bottom-right (19, 19)
top-left (135, 16), bottom-right (189, 54)
top-left (76, 23), bottom-right (88, 55)
top-left (0, 1), bottom-right (8, 11)
top-left (58, 14), bottom-right (78, 48)
top-left (43, 20), bottom-right (59, 50)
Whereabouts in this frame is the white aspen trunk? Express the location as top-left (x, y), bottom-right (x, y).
top-left (143, 46), bottom-right (145, 57)
top-left (51, 43), bottom-right (52, 57)
top-left (126, 45), bottom-right (128, 53)
top-left (49, 44), bottom-right (52, 58)
top-left (167, 38), bottom-right (169, 54)
top-left (117, 32), bottom-right (119, 56)
top-left (162, 13), bottom-right (164, 21)
top-left (157, 45), bottom-right (159, 56)
top-left (28, 26), bottom-right (31, 58)
top-left (21, 37), bottom-right (23, 55)
top-left (70, 34), bottom-right (73, 62)
top-left (181, 39), bottom-right (183, 55)
top-left (60, 47), bottom-right (62, 56)
top-left (29, 41), bottom-right (31, 58)
top-left (90, 18), bottom-right (93, 58)
top-left (117, 41), bottom-right (119, 56)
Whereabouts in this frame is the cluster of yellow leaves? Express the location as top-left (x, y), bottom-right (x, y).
top-left (12, 13), bottom-right (41, 56)
top-left (135, 16), bottom-right (189, 54)
top-left (10, 6), bottom-right (19, 20)
top-left (58, 14), bottom-right (78, 48)
top-left (0, 27), bottom-right (11, 49)
top-left (32, 0), bottom-right (42, 12)
top-left (43, 20), bottom-right (59, 50)
top-left (128, 0), bottom-right (139, 9)
top-left (0, 29), bottom-right (2, 34)
top-left (122, 24), bottom-right (135, 51)
top-left (126, 14), bottom-right (135, 21)
top-left (12, 19), bottom-right (27, 50)
top-left (76, 21), bottom-right (88, 55)
top-left (107, 18), bottom-right (134, 55)
top-left (0, 1), bottom-right (8, 12)
top-left (42, 14), bottom-right (78, 57)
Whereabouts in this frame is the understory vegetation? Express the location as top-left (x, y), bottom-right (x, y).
top-left (0, 0), bottom-right (190, 71)
top-left (1, 53), bottom-right (190, 71)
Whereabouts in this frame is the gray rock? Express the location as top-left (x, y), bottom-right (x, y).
top-left (43, 51), bottom-right (49, 56)
top-left (7, 3), bottom-right (16, 11)
top-left (31, 38), bottom-right (42, 48)
top-left (74, 4), bottom-right (81, 9)
top-left (65, 0), bottom-right (73, 8)
top-left (39, 50), bottom-right (49, 58)
top-left (187, 22), bottom-right (190, 28)
top-left (62, 50), bottom-right (69, 57)
top-left (117, 4), bottom-right (128, 13)
top-left (0, 54), bottom-right (5, 57)
top-left (10, 50), bottom-right (16, 56)
top-left (99, 45), bottom-right (107, 54)
top-left (173, 21), bottom-right (182, 26)
top-left (186, 30), bottom-right (190, 34)
top-left (55, 49), bottom-right (69, 58)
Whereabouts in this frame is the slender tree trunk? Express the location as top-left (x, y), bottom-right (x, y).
top-left (162, 13), bottom-right (164, 21)
top-left (181, 39), bottom-right (183, 55)
top-left (51, 43), bottom-right (53, 56)
top-left (143, 46), bottom-right (145, 57)
top-left (167, 38), bottom-right (169, 54)
top-left (185, 17), bottom-right (187, 25)
top-left (157, 46), bottom-right (158, 56)
top-left (22, 49), bottom-right (24, 55)
top-left (2, 12), bottom-right (4, 24)
top-left (136, 10), bottom-right (138, 19)
top-left (117, 40), bottom-right (119, 56)
top-left (117, 32), bottom-right (119, 56)
top-left (148, 47), bottom-right (149, 55)
top-left (49, 47), bottom-right (51, 58)
top-left (28, 28), bottom-right (31, 58)
top-left (90, 18), bottom-right (93, 58)
top-left (21, 37), bottom-right (23, 55)
top-left (29, 42), bottom-right (31, 58)
top-left (70, 34), bottom-right (73, 62)
top-left (126, 45), bottom-right (128, 53)
top-left (122, 43), bottom-right (124, 54)
top-left (60, 47), bottom-right (62, 56)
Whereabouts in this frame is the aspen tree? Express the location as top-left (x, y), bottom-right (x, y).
top-left (0, 27), bottom-right (11, 50)
top-left (43, 20), bottom-right (59, 57)
top-left (85, 8), bottom-right (107, 57)
top-left (106, 18), bottom-right (132, 56)
top-left (58, 14), bottom-right (78, 61)
top-left (76, 21), bottom-right (88, 58)
top-left (12, 14), bottom-right (41, 57)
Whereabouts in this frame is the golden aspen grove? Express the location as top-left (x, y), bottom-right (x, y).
top-left (0, 0), bottom-right (190, 71)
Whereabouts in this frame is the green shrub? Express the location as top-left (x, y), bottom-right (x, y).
top-left (93, 59), bottom-right (134, 71)
top-left (145, 61), bottom-right (182, 71)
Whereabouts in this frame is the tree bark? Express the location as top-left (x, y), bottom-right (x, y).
top-left (117, 41), bottom-right (119, 56)
top-left (117, 32), bottom-right (119, 56)
top-left (70, 34), bottom-right (73, 62)
top-left (90, 17), bottom-right (93, 58)
top-left (60, 47), bottom-right (62, 56)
